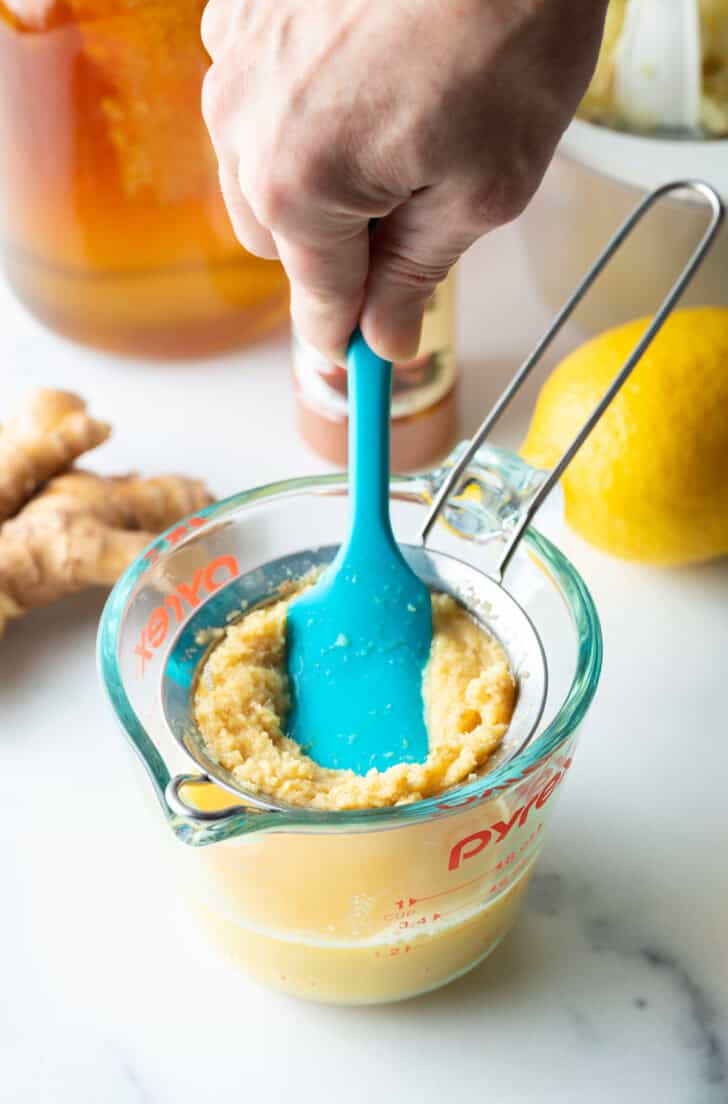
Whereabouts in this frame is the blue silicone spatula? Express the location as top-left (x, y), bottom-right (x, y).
top-left (285, 328), bottom-right (432, 773)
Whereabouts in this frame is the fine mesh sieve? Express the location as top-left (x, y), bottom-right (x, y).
top-left (162, 180), bottom-right (723, 822)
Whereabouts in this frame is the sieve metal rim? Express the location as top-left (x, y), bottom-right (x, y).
top-left (98, 485), bottom-right (601, 842)
top-left (160, 542), bottom-right (549, 819)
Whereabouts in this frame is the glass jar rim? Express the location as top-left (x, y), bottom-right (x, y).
top-left (98, 472), bottom-right (602, 840)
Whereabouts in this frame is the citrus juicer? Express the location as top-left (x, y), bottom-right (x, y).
top-left (615, 0), bottom-right (702, 135)
top-left (161, 179), bottom-right (723, 818)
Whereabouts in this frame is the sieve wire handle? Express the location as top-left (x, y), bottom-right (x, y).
top-left (418, 179), bottom-right (724, 580)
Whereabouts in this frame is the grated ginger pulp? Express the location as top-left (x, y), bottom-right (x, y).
top-left (194, 591), bottom-right (516, 811)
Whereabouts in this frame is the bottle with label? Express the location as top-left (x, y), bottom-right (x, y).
top-left (292, 272), bottom-right (458, 471)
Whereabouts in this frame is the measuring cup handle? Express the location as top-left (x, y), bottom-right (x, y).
top-left (426, 441), bottom-right (563, 554)
top-left (165, 773), bottom-right (253, 824)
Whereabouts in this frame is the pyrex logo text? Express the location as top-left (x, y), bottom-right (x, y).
top-left (447, 759), bottom-right (572, 871)
top-left (134, 553), bottom-right (240, 675)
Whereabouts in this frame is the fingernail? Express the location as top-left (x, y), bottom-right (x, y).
top-left (290, 286), bottom-right (355, 366)
top-left (364, 302), bottom-right (425, 363)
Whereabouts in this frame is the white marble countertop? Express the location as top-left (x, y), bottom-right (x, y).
top-left (1, 207), bottom-right (727, 1104)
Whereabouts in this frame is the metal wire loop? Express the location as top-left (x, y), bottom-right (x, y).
top-left (418, 179), bottom-right (725, 579)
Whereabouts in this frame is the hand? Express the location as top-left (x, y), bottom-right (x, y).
top-left (202, 0), bottom-right (607, 362)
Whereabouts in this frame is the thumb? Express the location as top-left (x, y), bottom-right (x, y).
top-left (361, 186), bottom-right (477, 362)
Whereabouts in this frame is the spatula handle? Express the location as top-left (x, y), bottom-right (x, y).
top-left (345, 327), bottom-right (396, 547)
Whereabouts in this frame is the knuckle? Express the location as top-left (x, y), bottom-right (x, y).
top-left (462, 171), bottom-right (535, 230)
top-left (495, 177), bottom-right (534, 224)
top-left (292, 145), bottom-right (336, 203)
top-left (249, 145), bottom-right (330, 230)
top-left (200, 1), bottom-right (220, 56)
top-left (377, 249), bottom-right (451, 296)
top-left (201, 61), bottom-right (247, 151)
top-left (201, 0), bottom-right (252, 57)
top-left (200, 64), bottom-right (223, 131)
top-left (249, 165), bottom-right (293, 228)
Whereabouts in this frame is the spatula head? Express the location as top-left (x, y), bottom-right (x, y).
top-left (161, 544), bottom-right (547, 805)
top-left (285, 543), bottom-right (431, 774)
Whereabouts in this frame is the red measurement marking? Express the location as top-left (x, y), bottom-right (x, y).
top-left (383, 908), bottom-right (415, 922)
top-left (133, 553), bottom-right (240, 675)
top-left (397, 843), bottom-right (541, 913)
top-left (487, 855), bottom-right (531, 895)
top-left (398, 911), bottom-right (457, 931)
top-left (494, 851), bottom-right (518, 873)
top-left (142, 515), bottom-right (207, 565)
top-left (374, 944), bottom-right (414, 959)
top-left (402, 872), bottom-right (488, 907)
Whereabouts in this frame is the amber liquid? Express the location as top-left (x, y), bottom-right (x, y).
top-left (0, 0), bottom-right (289, 357)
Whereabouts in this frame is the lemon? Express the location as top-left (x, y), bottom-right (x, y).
top-left (521, 307), bottom-right (728, 565)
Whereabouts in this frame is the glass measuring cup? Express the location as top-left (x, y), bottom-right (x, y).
top-left (98, 452), bottom-right (600, 1004)
top-left (97, 177), bottom-right (723, 1003)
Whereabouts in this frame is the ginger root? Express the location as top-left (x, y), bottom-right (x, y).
top-left (0, 471), bottom-right (212, 635)
top-left (0, 390), bottom-right (214, 639)
top-left (0, 390), bottom-right (110, 522)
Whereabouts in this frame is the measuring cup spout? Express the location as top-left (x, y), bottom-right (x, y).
top-left (165, 773), bottom-right (283, 840)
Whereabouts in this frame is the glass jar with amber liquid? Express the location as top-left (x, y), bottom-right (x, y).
top-left (0, 0), bottom-right (289, 357)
